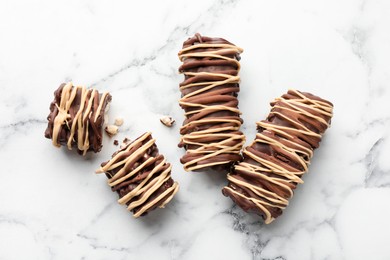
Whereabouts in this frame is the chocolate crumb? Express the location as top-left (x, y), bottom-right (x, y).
top-left (120, 138), bottom-right (131, 149)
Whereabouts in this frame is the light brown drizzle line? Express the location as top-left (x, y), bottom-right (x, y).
top-left (224, 89), bottom-right (333, 224)
top-left (96, 132), bottom-right (179, 218)
top-left (178, 43), bottom-right (246, 171)
top-left (51, 82), bottom-right (109, 155)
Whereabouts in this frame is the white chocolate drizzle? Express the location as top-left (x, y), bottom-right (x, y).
top-left (224, 89), bottom-right (333, 224)
top-left (96, 132), bottom-right (179, 218)
top-left (178, 42), bottom-right (246, 171)
top-left (51, 82), bottom-right (109, 155)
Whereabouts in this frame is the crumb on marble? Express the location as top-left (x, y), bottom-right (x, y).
top-left (160, 116), bottom-right (175, 127)
top-left (105, 125), bottom-right (118, 137)
top-left (115, 117), bottom-right (124, 126)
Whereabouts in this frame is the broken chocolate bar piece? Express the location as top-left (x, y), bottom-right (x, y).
top-left (178, 33), bottom-right (246, 172)
top-left (96, 132), bottom-right (179, 218)
top-left (222, 89), bottom-right (333, 224)
top-left (44, 82), bottom-right (112, 155)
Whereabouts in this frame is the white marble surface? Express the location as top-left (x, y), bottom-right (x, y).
top-left (1, 0), bottom-right (390, 259)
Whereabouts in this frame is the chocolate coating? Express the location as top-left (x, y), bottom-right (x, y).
top-left (44, 82), bottom-right (111, 155)
top-left (97, 132), bottom-right (179, 218)
top-left (222, 89), bottom-right (333, 224)
top-left (178, 33), bottom-right (246, 172)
